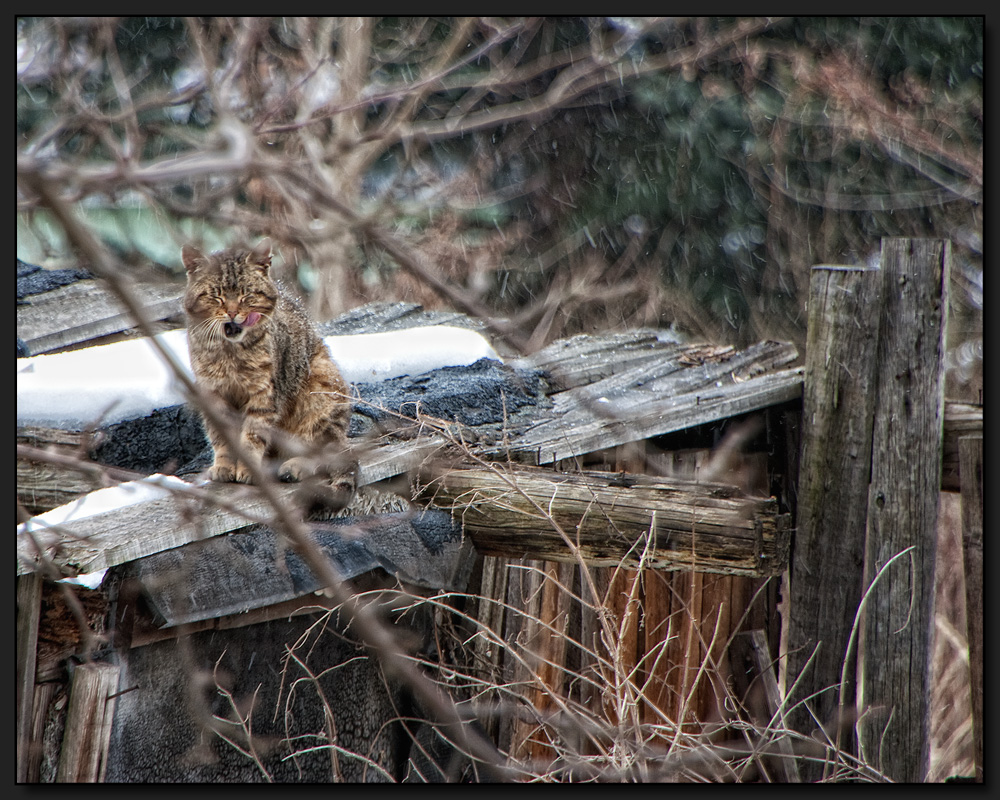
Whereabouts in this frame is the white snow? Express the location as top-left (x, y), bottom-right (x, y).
top-left (18, 474), bottom-right (204, 588)
top-left (325, 325), bottom-right (500, 383)
top-left (17, 329), bottom-right (193, 428)
top-left (17, 324), bottom-right (501, 428)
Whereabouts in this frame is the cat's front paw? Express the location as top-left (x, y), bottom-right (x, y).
top-left (233, 464), bottom-right (256, 484)
top-left (278, 457), bottom-right (308, 483)
top-left (209, 462), bottom-right (236, 482)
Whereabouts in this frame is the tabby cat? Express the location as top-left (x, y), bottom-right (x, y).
top-left (182, 239), bottom-right (354, 502)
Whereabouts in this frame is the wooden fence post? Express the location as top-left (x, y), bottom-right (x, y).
top-left (859, 238), bottom-right (949, 783)
top-left (785, 265), bottom-right (881, 779)
top-left (959, 434), bottom-right (983, 782)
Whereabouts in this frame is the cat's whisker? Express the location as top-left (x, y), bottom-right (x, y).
top-left (193, 317), bottom-right (225, 343)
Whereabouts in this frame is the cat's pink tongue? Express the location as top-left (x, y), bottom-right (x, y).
top-left (244, 312), bottom-right (261, 327)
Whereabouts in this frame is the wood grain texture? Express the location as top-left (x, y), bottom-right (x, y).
top-left (55, 662), bottom-right (120, 783)
top-left (16, 439), bottom-right (441, 579)
top-left (784, 265), bottom-right (880, 774)
top-left (860, 238), bottom-right (949, 783)
top-left (18, 277), bottom-right (182, 355)
top-left (507, 340), bottom-right (802, 466)
top-left (419, 465), bottom-right (790, 577)
top-left (942, 402), bottom-right (983, 491)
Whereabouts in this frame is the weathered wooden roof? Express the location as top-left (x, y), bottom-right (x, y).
top-left (17, 304), bottom-right (804, 595)
top-left (17, 259), bottom-right (183, 356)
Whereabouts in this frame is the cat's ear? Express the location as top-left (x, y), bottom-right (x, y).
top-left (181, 244), bottom-right (205, 274)
top-left (248, 238), bottom-right (272, 271)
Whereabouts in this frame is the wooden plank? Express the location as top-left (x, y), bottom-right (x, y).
top-left (126, 508), bottom-right (470, 628)
top-left (520, 331), bottom-right (679, 391)
top-left (501, 558), bottom-right (546, 761)
top-left (469, 554), bottom-right (510, 747)
top-left (603, 566), bottom-right (642, 728)
top-left (523, 560), bottom-right (575, 766)
top-left (860, 238), bottom-right (950, 783)
top-left (17, 277), bottom-right (183, 355)
top-left (419, 465), bottom-right (791, 577)
top-left (959, 434), bottom-right (983, 782)
top-left (784, 264), bottom-right (880, 777)
top-left (18, 427), bottom-right (101, 517)
top-left (320, 300), bottom-right (486, 335)
top-left (663, 569), bottom-right (706, 732)
top-left (354, 435), bottom-right (447, 486)
top-left (504, 366), bottom-right (804, 466)
top-left (127, 593), bottom-right (340, 649)
top-left (16, 438), bottom-right (445, 578)
top-left (56, 662), bottom-right (120, 783)
top-left (17, 574), bottom-right (43, 783)
top-left (640, 568), bottom-right (675, 727)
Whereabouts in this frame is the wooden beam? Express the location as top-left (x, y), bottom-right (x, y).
top-left (419, 465), bottom-right (790, 577)
top-left (860, 238), bottom-right (950, 783)
top-left (17, 427), bottom-right (95, 516)
top-left (519, 331), bottom-right (683, 391)
top-left (959, 434), bottom-right (983, 782)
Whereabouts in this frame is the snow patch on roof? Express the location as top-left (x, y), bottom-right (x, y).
top-left (17, 325), bottom-right (501, 428)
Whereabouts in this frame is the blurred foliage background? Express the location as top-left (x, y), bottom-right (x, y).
top-left (16, 16), bottom-right (982, 398)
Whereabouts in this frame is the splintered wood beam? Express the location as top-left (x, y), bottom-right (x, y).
top-left (418, 465), bottom-right (790, 577)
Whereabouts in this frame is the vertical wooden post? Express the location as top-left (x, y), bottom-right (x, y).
top-left (56, 662), bottom-right (121, 782)
top-left (785, 265), bottom-right (880, 779)
top-left (959, 434), bottom-right (983, 782)
top-left (860, 238), bottom-right (949, 783)
top-left (17, 574), bottom-right (43, 783)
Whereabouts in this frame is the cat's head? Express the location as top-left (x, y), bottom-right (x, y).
top-left (182, 239), bottom-right (277, 344)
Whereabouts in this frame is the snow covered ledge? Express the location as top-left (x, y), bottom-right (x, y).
top-left (17, 325), bottom-right (501, 429)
